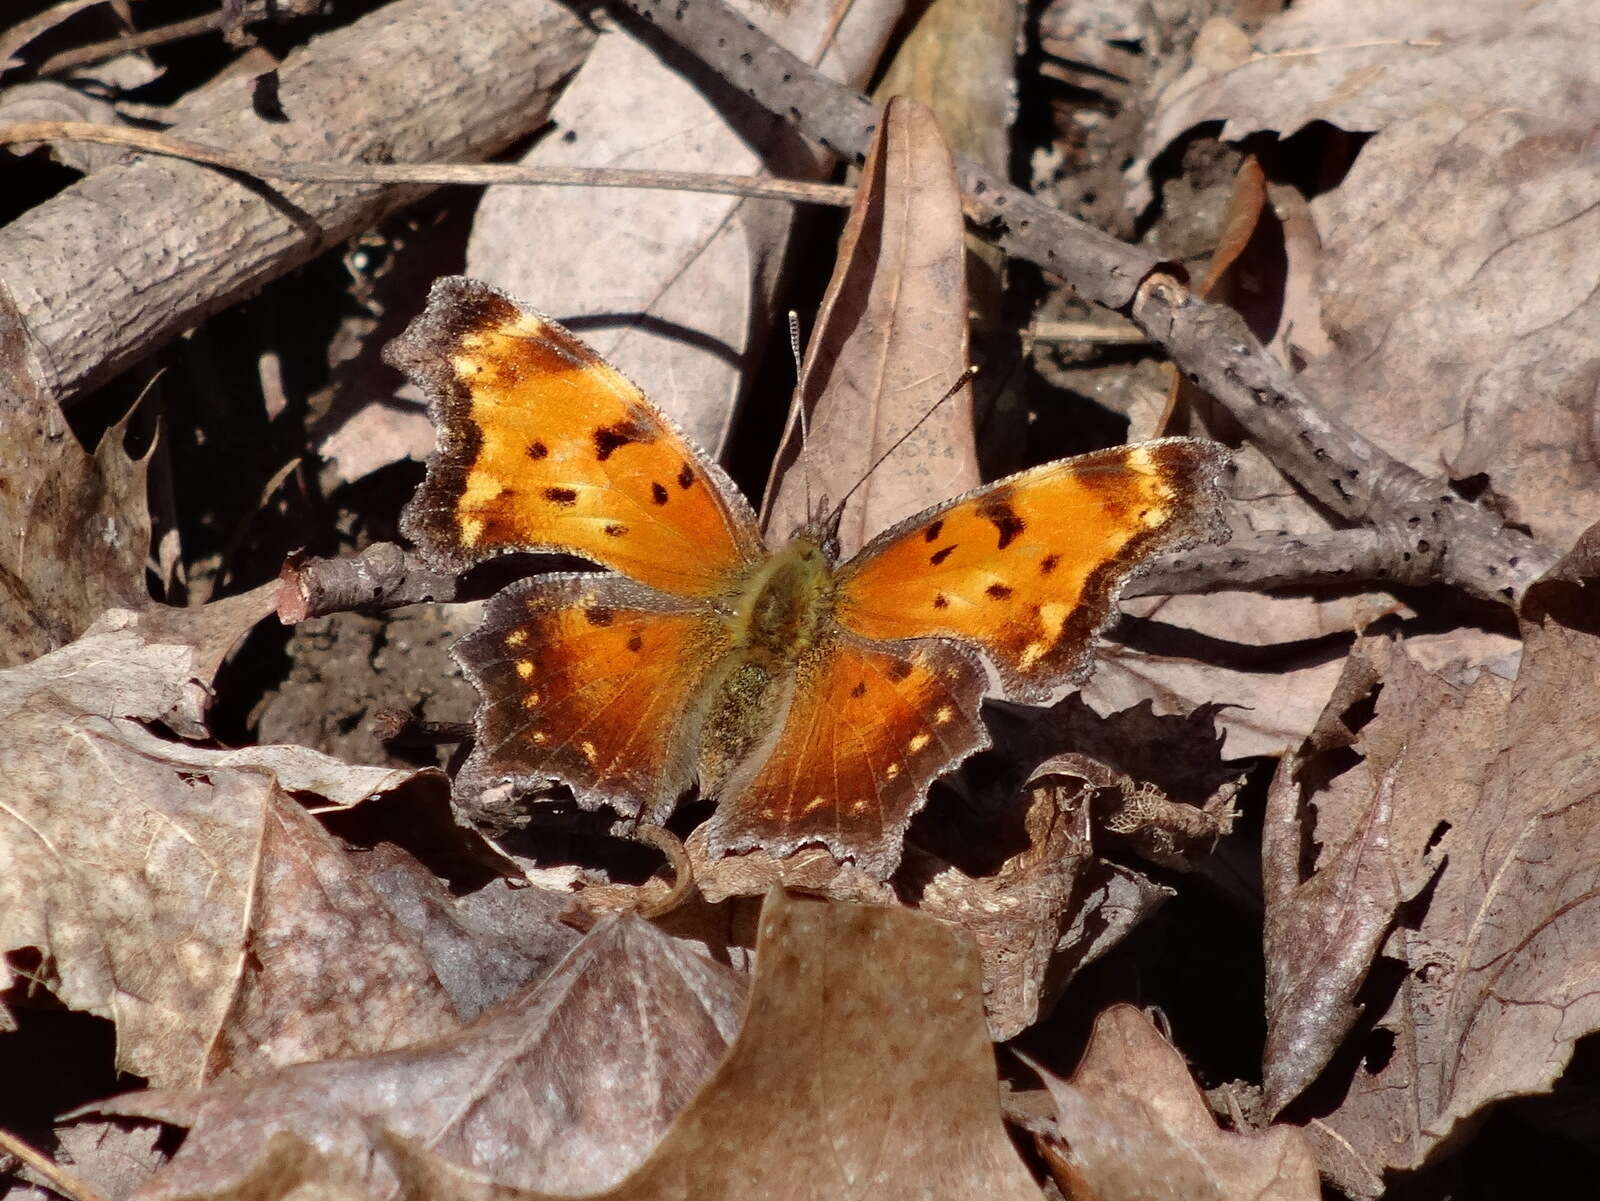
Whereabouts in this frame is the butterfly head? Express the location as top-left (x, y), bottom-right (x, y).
top-left (785, 493), bottom-right (844, 565)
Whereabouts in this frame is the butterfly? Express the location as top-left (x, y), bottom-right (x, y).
top-left (392, 276), bottom-right (1227, 878)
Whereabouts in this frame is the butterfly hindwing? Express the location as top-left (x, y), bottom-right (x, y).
top-left (455, 573), bottom-right (730, 819)
top-left (392, 276), bottom-right (761, 598)
top-left (834, 439), bottom-right (1228, 701)
top-left (702, 633), bottom-right (989, 877)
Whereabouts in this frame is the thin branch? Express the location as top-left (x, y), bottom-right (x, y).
top-left (0, 121), bottom-right (855, 207)
top-left (1, 0), bottom-right (112, 71)
top-left (0, 1128), bottom-right (111, 1201)
top-left (1028, 318), bottom-right (1150, 345)
top-left (278, 529), bottom-right (1446, 625)
top-left (615, 0), bottom-right (1558, 605)
top-left (1126, 529), bottom-right (1397, 598)
top-left (276, 542), bottom-right (457, 623)
top-left (35, 11), bottom-right (224, 76)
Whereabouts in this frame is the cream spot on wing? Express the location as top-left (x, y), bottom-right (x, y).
top-left (1038, 602), bottom-right (1068, 639)
top-left (460, 516), bottom-right (485, 547)
top-left (512, 314), bottom-right (549, 340)
top-left (461, 469), bottom-right (506, 508)
top-left (505, 629), bottom-right (528, 648)
top-left (802, 796), bottom-right (829, 816)
top-left (885, 762), bottom-right (902, 780)
top-left (530, 730), bottom-right (549, 744)
top-left (908, 732), bottom-right (931, 753)
top-left (525, 690), bottom-right (541, 707)
top-left (934, 705), bottom-right (954, 725)
top-left (762, 807), bottom-right (779, 819)
top-left (581, 740), bottom-right (598, 762)
top-left (1020, 640), bottom-right (1048, 670)
top-left (850, 800), bottom-right (870, 814)
top-left (515, 660), bottom-right (535, 679)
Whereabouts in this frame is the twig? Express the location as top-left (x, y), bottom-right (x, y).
top-left (276, 529), bottom-right (1443, 624)
top-left (1125, 529), bottom-right (1396, 598)
top-left (615, 0), bottom-right (1557, 605)
top-left (0, 1128), bottom-right (112, 1201)
top-left (1028, 318), bottom-right (1150, 345)
top-left (35, 11), bottom-right (225, 76)
top-left (0, 121), bottom-right (855, 207)
top-left (276, 542), bottom-right (458, 623)
top-left (0, 0), bottom-right (111, 71)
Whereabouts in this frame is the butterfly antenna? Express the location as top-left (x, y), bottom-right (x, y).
top-left (832, 364), bottom-right (980, 519)
top-left (788, 310), bottom-right (813, 517)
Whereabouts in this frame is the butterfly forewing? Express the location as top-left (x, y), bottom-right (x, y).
top-left (393, 276), bottom-right (762, 598)
top-left (834, 439), bottom-right (1228, 701)
top-left (455, 574), bottom-right (730, 818)
top-left (703, 634), bottom-right (989, 878)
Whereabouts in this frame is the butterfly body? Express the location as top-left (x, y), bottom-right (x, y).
top-left (392, 276), bottom-right (1228, 877)
top-left (689, 532), bottom-right (839, 803)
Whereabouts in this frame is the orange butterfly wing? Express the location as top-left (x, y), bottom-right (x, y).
top-left (392, 276), bottom-right (760, 597)
top-left (835, 439), bottom-right (1228, 701)
top-left (454, 574), bottom-right (730, 819)
top-left (702, 634), bottom-right (989, 877)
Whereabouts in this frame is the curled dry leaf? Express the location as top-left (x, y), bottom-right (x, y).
top-left (1261, 637), bottom-right (1505, 1116)
top-left (99, 915), bottom-right (746, 1200)
top-left (0, 597), bottom-right (461, 1088)
top-left (762, 94), bottom-right (979, 554)
top-left (901, 765), bottom-right (1095, 1040)
top-left (1036, 1004), bottom-right (1320, 1201)
top-left (684, 828), bottom-right (895, 906)
top-left (1287, 520), bottom-right (1600, 1194)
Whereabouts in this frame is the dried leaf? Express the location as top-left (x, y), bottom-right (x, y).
top-left (102, 915), bottom-right (746, 1199)
top-left (0, 600), bottom-right (458, 1087)
top-left (684, 829), bottom-right (895, 906)
top-left (1261, 638), bottom-right (1504, 1114)
top-left (354, 845), bottom-right (581, 1022)
top-left (0, 400), bottom-right (153, 668)
top-left (902, 774), bottom-right (1093, 1039)
top-left (1274, 521), bottom-right (1600, 1191)
top-left (1037, 1005), bottom-right (1320, 1201)
top-left (762, 94), bottom-right (979, 555)
top-left (138, 892), bottom-right (1041, 1201)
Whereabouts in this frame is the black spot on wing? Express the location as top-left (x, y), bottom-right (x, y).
top-left (1040, 553), bottom-right (1060, 575)
top-left (850, 681), bottom-right (867, 698)
top-left (593, 410), bottom-right (656, 462)
top-left (923, 520), bottom-right (944, 543)
top-left (886, 660), bottom-right (913, 682)
top-left (651, 482), bottom-right (669, 505)
top-left (603, 523), bottom-right (629, 538)
top-left (676, 463), bottom-right (695, 490)
top-left (543, 486), bottom-right (578, 506)
top-left (932, 594), bottom-right (949, 609)
top-left (978, 498), bottom-right (1025, 549)
top-left (929, 544), bottom-right (956, 566)
top-left (527, 441), bottom-right (549, 460)
top-left (584, 607), bottom-right (615, 626)
top-left (985, 583), bottom-right (1013, 600)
